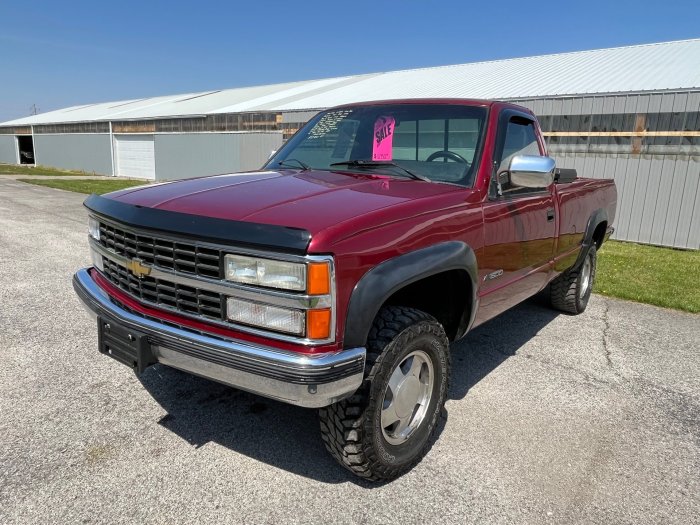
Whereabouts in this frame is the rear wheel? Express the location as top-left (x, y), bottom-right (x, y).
top-left (319, 306), bottom-right (450, 481)
top-left (550, 245), bottom-right (597, 314)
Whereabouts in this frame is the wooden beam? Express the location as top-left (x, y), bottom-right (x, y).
top-left (543, 131), bottom-right (700, 137)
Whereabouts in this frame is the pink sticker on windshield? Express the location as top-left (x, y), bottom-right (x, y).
top-left (372, 116), bottom-right (395, 161)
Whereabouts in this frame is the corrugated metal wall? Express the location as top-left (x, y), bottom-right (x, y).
top-left (512, 92), bottom-right (700, 249)
top-left (34, 134), bottom-right (113, 174)
top-left (236, 133), bottom-right (284, 170)
top-left (154, 132), bottom-right (283, 181)
top-left (0, 135), bottom-right (17, 163)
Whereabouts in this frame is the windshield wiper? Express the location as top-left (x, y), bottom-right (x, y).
top-left (277, 158), bottom-right (310, 171)
top-left (329, 160), bottom-right (431, 182)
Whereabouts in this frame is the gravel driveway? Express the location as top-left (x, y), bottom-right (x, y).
top-left (1, 178), bottom-right (698, 524)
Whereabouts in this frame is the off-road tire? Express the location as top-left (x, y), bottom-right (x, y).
top-left (319, 306), bottom-right (450, 481)
top-left (550, 244), bottom-right (597, 314)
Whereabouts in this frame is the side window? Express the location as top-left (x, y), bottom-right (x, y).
top-left (497, 118), bottom-right (542, 194)
top-left (499, 118), bottom-right (541, 171)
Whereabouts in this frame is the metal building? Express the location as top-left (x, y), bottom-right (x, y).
top-left (1, 39), bottom-right (699, 248)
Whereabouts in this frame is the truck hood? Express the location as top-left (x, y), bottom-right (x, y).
top-left (108, 169), bottom-right (464, 237)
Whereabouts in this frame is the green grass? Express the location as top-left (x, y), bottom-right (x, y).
top-left (595, 240), bottom-right (700, 313)
top-left (17, 178), bottom-right (148, 195)
top-left (0, 163), bottom-right (101, 176)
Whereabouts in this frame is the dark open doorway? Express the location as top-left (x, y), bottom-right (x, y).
top-left (17, 135), bottom-right (34, 165)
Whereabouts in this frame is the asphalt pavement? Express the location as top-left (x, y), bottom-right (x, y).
top-left (1, 177), bottom-right (698, 524)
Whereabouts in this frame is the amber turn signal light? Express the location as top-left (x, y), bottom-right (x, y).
top-left (307, 262), bottom-right (330, 295)
top-left (307, 308), bottom-right (331, 339)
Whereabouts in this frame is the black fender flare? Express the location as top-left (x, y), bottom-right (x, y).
top-left (573, 208), bottom-right (608, 269)
top-left (343, 241), bottom-right (478, 349)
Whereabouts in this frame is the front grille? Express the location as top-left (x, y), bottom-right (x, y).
top-left (102, 253), bottom-right (225, 322)
top-left (98, 222), bottom-right (222, 279)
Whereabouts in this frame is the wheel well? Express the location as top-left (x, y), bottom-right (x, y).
top-left (592, 221), bottom-right (607, 248)
top-left (381, 270), bottom-right (471, 341)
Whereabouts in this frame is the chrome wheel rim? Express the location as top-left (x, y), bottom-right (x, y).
top-left (580, 256), bottom-right (592, 299)
top-left (381, 350), bottom-right (434, 445)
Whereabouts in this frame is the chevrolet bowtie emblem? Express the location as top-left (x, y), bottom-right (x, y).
top-left (126, 258), bottom-right (151, 279)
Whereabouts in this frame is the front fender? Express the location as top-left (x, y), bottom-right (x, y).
top-left (343, 241), bottom-right (478, 349)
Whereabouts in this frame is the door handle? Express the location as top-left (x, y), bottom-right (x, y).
top-left (546, 208), bottom-right (555, 222)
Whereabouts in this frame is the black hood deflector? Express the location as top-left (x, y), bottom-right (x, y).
top-left (84, 194), bottom-right (312, 255)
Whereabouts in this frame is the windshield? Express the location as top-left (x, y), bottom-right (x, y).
top-left (266, 103), bottom-right (488, 186)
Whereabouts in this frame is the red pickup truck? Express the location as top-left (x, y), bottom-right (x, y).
top-left (74, 99), bottom-right (616, 480)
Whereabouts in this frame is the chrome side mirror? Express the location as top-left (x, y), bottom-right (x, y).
top-left (508, 155), bottom-right (555, 188)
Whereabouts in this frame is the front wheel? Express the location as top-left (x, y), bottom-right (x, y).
top-left (550, 244), bottom-right (597, 314)
top-left (319, 306), bottom-right (450, 481)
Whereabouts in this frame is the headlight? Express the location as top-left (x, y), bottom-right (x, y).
top-left (225, 254), bottom-right (325, 292)
top-left (88, 217), bottom-right (100, 240)
top-left (224, 254), bottom-right (333, 339)
top-left (227, 298), bottom-right (305, 335)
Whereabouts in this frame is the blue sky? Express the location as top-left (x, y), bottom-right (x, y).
top-left (0, 0), bottom-right (698, 122)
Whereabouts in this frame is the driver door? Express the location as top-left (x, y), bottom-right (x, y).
top-left (476, 113), bottom-right (556, 324)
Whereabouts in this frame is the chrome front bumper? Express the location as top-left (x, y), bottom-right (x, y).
top-left (73, 268), bottom-right (365, 408)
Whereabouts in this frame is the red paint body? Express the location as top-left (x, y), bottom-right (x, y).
top-left (102, 100), bottom-right (617, 354)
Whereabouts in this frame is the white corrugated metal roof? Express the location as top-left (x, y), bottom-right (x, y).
top-left (4, 39), bottom-right (700, 126)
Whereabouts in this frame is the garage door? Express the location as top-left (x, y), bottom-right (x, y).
top-left (114, 135), bottom-right (155, 179)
